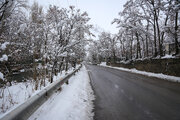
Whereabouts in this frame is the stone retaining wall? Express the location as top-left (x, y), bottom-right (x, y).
top-left (107, 58), bottom-right (180, 77)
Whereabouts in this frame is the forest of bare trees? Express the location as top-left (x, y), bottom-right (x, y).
top-left (88, 0), bottom-right (180, 63)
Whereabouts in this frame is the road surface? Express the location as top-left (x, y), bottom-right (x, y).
top-left (86, 64), bottom-right (180, 120)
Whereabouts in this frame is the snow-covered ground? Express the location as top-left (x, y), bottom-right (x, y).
top-left (0, 67), bottom-right (76, 117)
top-left (28, 66), bottom-right (94, 120)
top-left (100, 62), bottom-right (180, 83)
top-left (161, 54), bottom-right (175, 59)
top-left (99, 62), bottom-right (106, 66)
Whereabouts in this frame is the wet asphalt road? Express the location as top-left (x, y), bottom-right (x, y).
top-left (85, 64), bottom-right (180, 120)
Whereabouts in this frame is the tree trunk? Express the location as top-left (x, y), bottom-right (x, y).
top-left (33, 53), bottom-right (38, 90)
top-left (161, 1), bottom-right (171, 56)
top-left (65, 57), bottom-right (69, 72)
top-left (174, 1), bottom-right (179, 55)
top-left (50, 66), bottom-right (54, 83)
top-left (146, 21), bottom-right (149, 57)
top-left (130, 33), bottom-right (133, 59)
top-left (59, 57), bottom-right (65, 72)
top-left (155, 12), bottom-right (162, 56)
top-left (152, 0), bottom-right (158, 57)
top-left (119, 39), bottom-right (125, 58)
top-left (141, 35), bottom-right (145, 58)
top-left (136, 32), bottom-right (141, 59)
top-left (153, 15), bottom-right (157, 57)
top-left (113, 50), bottom-right (116, 63)
top-left (50, 61), bottom-right (57, 83)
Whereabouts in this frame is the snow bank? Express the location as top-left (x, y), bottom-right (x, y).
top-left (100, 62), bottom-right (180, 83)
top-left (28, 66), bottom-right (95, 120)
top-left (0, 82), bottom-right (37, 115)
top-left (0, 78), bottom-right (56, 117)
top-left (0, 68), bottom-right (77, 117)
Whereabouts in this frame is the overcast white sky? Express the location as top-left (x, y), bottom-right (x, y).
top-left (28, 0), bottom-right (126, 34)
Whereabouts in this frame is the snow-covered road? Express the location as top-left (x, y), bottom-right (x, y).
top-left (28, 66), bottom-right (94, 120)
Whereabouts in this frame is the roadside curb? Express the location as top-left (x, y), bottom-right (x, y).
top-left (84, 64), bottom-right (96, 119)
top-left (99, 65), bottom-right (180, 83)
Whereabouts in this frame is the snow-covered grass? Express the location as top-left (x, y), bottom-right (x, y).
top-left (0, 67), bottom-right (76, 117)
top-left (0, 81), bottom-right (38, 114)
top-left (28, 66), bottom-right (94, 120)
top-left (100, 62), bottom-right (180, 83)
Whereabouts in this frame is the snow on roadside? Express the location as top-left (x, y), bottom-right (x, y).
top-left (99, 62), bottom-right (106, 66)
top-left (0, 81), bottom-right (38, 115)
top-left (0, 67), bottom-right (76, 117)
top-left (100, 62), bottom-right (180, 82)
top-left (28, 66), bottom-right (95, 120)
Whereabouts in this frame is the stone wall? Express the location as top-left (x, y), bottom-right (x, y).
top-left (107, 58), bottom-right (180, 77)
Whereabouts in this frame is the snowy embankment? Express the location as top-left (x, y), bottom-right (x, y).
top-left (0, 67), bottom-right (76, 117)
top-left (28, 66), bottom-right (94, 120)
top-left (100, 62), bottom-right (180, 82)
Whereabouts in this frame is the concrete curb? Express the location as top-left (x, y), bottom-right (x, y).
top-left (99, 64), bottom-right (180, 83)
top-left (0, 64), bottom-right (82, 120)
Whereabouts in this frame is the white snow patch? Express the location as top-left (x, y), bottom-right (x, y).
top-left (0, 42), bottom-right (9, 50)
top-left (99, 62), bottom-right (106, 66)
top-left (0, 72), bottom-right (4, 80)
top-left (161, 54), bottom-right (175, 59)
top-left (0, 81), bottom-right (37, 116)
top-left (0, 54), bottom-right (8, 62)
top-left (28, 66), bottom-right (94, 120)
top-left (100, 64), bottom-right (180, 83)
top-left (20, 69), bottom-right (25, 72)
top-left (18, 23), bottom-right (27, 33)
